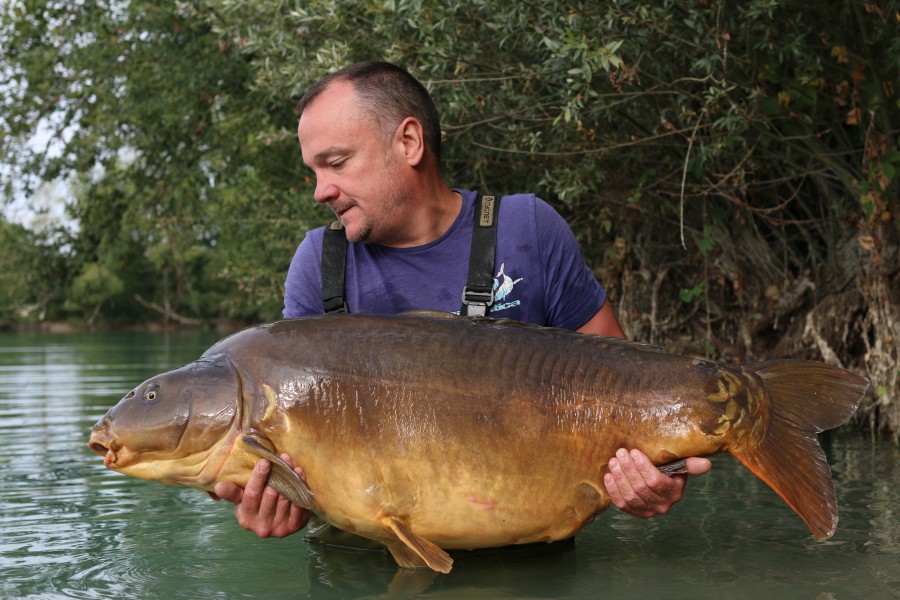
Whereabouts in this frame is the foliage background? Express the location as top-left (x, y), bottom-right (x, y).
top-left (1, 0), bottom-right (898, 437)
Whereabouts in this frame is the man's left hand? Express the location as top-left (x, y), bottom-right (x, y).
top-left (603, 448), bottom-right (712, 518)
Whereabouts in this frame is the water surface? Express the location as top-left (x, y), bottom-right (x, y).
top-left (1, 330), bottom-right (898, 599)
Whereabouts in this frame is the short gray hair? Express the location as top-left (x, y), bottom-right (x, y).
top-left (296, 61), bottom-right (442, 163)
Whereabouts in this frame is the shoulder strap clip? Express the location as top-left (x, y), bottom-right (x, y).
top-left (460, 194), bottom-right (501, 317)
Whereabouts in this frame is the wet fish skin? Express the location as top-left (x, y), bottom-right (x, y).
top-left (88, 313), bottom-right (869, 573)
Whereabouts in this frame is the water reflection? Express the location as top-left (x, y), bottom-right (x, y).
top-left (1, 331), bottom-right (898, 599)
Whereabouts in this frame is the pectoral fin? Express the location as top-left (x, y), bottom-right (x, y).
top-left (240, 434), bottom-right (315, 509)
top-left (384, 517), bottom-right (453, 574)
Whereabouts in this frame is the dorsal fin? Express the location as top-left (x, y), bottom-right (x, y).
top-left (396, 311), bottom-right (666, 353)
top-left (398, 310), bottom-right (464, 320)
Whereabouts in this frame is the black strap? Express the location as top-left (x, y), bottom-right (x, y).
top-left (460, 194), bottom-right (501, 317)
top-left (321, 221), bottom-right (348, 314)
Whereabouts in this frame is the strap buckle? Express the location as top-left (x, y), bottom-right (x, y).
top-left (461, 287), bottom-right (494, 317)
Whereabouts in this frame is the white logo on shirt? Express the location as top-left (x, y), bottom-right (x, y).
top-left (491, 263), bottom-right (522, 312)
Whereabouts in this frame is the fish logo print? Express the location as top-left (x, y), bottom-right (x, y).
top-left (491, 263), bottom-right (522, 312)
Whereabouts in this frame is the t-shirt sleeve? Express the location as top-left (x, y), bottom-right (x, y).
top-left (283, 228), bottom-right (326, 318)
top-left (534, 199), bottom-right (606, 330)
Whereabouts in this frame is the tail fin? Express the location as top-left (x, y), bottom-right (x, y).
top-left (729, 360), bottom-right (868, 539)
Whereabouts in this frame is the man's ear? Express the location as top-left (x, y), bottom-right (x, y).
top-left (394, 117), bottom-right (425, 167)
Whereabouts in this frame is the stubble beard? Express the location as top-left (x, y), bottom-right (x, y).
top-left (346, 154), bottom-right (410, 245)
top-left (344, 210), bottom-right (372, 243)
top-left (346, 187), bottom-right (408, 244)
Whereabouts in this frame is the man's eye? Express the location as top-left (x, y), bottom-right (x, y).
top-left (331, 159), bottom-right (347, 169)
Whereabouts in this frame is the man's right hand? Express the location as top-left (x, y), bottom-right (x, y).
top-left (211, 453), bottom-right (310, 538)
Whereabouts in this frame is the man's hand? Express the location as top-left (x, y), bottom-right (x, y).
top-left (211, 453), bottom-right (310, 538)
top-left (603, 448), bottom-right (712, 519)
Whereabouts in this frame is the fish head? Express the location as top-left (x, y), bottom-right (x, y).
top-left (88, 354), bottom-right (240, 488)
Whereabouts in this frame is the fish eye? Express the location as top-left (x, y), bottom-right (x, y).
top-left (143, 385), bottom-right (160, 403)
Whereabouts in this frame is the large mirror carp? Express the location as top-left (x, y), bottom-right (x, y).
top-left (88, 312), bottom-right (868, 573)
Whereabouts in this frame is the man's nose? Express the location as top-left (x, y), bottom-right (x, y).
top-left (313, 178), bottom-right (339, 204)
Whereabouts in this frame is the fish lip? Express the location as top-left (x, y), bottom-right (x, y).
top-left (88, 440), bottom-right (107, 456)
top-left (88, 432), bottom-right (120, 467)
top-left (88, 433), bottom-right (111, 456)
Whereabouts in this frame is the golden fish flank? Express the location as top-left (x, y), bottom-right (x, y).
top-left (88, 312), bottom-right (868, 574)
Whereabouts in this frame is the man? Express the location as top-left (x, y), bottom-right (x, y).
top-left (213, 61), bottom-right (711, 540)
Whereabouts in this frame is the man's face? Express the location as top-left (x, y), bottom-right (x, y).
top-left (297, 80), bottom-right (410, 244)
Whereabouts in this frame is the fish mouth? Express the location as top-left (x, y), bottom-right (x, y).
top-left (88, 434), bottom-right (120, 467)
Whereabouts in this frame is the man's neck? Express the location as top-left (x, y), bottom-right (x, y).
top-left (380, 185), bottom-right (462, 249)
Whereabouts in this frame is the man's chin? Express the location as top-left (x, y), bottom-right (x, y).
top-left (343, 222), bottom-right (372, 244)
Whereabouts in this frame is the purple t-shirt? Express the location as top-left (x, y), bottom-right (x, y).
top-left (283, 190), bottom-right (606, 330)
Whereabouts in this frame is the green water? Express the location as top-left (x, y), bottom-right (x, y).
top-left (1, 330), bottom-right (898, 599)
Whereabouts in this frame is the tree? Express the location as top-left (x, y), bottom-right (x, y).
top-left (1, 0), bottom-right (328, 325)
top-left (0, 217), bottom-right (73, 326)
